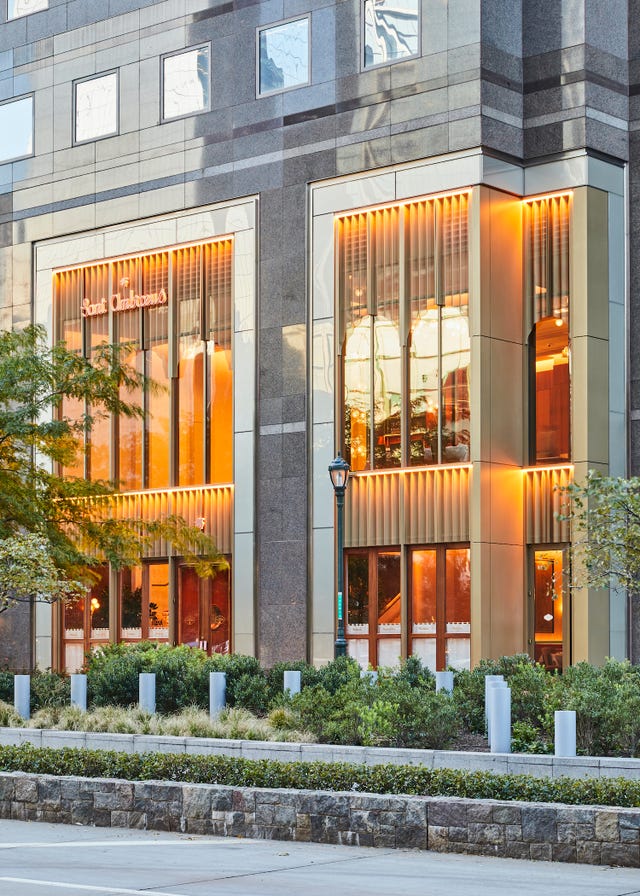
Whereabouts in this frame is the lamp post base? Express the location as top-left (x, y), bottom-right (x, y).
top-left (334, 636), bottom-right (347, 658)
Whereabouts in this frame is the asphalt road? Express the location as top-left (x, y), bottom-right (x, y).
top-left (0, 820), bottom-right (639, 896)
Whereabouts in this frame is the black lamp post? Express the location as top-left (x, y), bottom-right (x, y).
top-left (328, 452), bottom-right (350, 658)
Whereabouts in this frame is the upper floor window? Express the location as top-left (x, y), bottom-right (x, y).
top-left (258, 16), bottom-right (310, 95)
top-left (162, 45), bottom-right (210, 121)
top-left (74, 72), bottom-right (118, 144)
top-left (524, 194), bottom-right (571, 464)
top-left (0, 95), bottom-right (33, 162)
top-left (363, 0), bottom-right (419, 69)
top-left (55, 239), bottom-right (234, 491)
top-left (337, 192), bottom-right (470, 472)
top-left (7, 0), bottom-right (47, 19)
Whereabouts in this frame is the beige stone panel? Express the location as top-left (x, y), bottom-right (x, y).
top-left (571, 586), bottom-right (610, 665)
top-left (571, 187), bottom-right (609, 340)
top-left (469, 460), bottom-right (491, 546)
top-left (489, 542), bottom-right (526, 658)
top-left (312, 633), bottom-right (336, 668)
top-left (469, 333), bottom-right (491, 463)
top-left (489, 339), bottom-right (525, 466)
top-left (470, 540), bottom-right (492, 666)
top-left (571, 335), bottom-right (609, 467)
top-left (487, 191), bottom-right (523, 345)
top-left (489, 466), bottom-right (524, 547)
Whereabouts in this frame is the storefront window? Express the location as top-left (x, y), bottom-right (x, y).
top-left (339, 192), bottom-right (470, 471)
top-left (533, 548), bottom-right (564, 671)
top-left (54, 238), bottom-right (233, 489)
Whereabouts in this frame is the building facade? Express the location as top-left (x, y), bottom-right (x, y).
top-left (0, 0), bottom-right (636, 671)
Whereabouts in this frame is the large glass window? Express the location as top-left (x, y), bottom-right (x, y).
top-left (162, 46), bottom-right (210, 121)
top-left (74, 72), bottom-right (118, 143)
top-left (258, 17), bottom-right (310, 95)
top-left (339, 192), bottom-right (470, 471)
top-left (346, 545), bottom-right (470, 670)
top-left (0, 96), bottom-right (33, 163)
top-left (55, 239), bottom-right (233, 490)
top-left (532, 548), bottom-right (564, 671)
top-left (363, 0), bottom-right (419, 68)
top-left (525, 194), bottom-right (571, 464)
top-left (411, 546), bottom-right (470, 671)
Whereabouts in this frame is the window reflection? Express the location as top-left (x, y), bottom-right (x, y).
top-left (340, 193), bottom-right (469, 470)
top-left (75, 73), bottom-right (118, 143)
top-left (8, 0), bottom-right (47, 19)
top-left (259, 18), bottom-right (309, 94)
top-left (0, 96), bottom-right (33, 163)
top-left (163, 46), bottom-right (210, 120)
top-left (363, 0), bottom-right (419, 68)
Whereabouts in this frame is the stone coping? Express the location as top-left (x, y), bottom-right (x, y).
top-left (0, 771), bottom-right (639, 866)
top-left (1, 728), bottom-right (639, 780)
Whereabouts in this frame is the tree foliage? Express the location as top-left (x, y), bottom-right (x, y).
top-left (0, 325), bottom-right (226, 611)
top-left (558, 471), bottom-right (640, 594)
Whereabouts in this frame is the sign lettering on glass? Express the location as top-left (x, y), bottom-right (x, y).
top-left (81, 278), bottom-right (168, 318)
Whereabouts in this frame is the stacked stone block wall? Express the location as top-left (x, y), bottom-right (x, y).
top-left (0, 772), bottom-right (638, 867)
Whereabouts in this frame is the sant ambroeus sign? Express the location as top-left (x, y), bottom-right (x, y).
top-left (81, 279), bottom-right (168, 318)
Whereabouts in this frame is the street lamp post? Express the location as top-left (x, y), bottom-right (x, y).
top-left (328, 452), bottom-right (350, 658)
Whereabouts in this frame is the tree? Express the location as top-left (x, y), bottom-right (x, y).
top-left (0, 325), bottom-right (226, 612)
top-left (559, 471), bottom-right (640, 594)
top-left (558, 470), bottom-right (640, 662)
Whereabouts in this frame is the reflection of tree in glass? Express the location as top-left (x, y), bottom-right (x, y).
top-left (347, 556), bottom-right (369, 625)
top-left (121, 584), bottom-right (142, 629)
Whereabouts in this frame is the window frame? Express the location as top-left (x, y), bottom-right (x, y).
top-left (361, 0), bottom-right (421, 72)
top-left (73, 70), bottom-right (119, 146)
top-left (0, 94), bottom-right (34, 164)
top-left (160, 43), bottom-right (212, 123)
top-left (256, 14), bottom-right (311, 98)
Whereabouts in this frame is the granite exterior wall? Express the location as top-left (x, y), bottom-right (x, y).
top-left (0, 771), bottom-right (638, 866)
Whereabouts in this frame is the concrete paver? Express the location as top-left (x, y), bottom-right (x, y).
top-left (0, 819), bottom-right (639, 896)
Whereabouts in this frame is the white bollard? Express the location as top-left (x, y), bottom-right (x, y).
top-left (283, 670), bottom-right (301, 696)
top-left (361, 669), bottom-right (378, 684)
top-left (489, 685), bottom-right (511, 754)
top-left (209, 671), bottom-right (227, 717)
top-left (70, 673), bottom-right (87, 711)
top-left (435, 671), bottom-right (454, 693)
top-left (14, 674), bottom-right (30, 720)
top-left (554, 710), bottom-right (577, 757)
top-left (484, 675), bottom-right (505, 741)
top-left (139, 672), bottom-right (156, 714)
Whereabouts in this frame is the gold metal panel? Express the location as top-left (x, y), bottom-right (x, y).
top-left (84, 485), bottom-right (233, 558)
top-left (524, 466), bottom-right (572, 544)
top-left (345, 466), bottom-right (470, 547)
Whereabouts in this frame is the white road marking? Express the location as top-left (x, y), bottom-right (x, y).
top-left (0, 839), bottom-right (243, 850)
top-left (0, 878), bottom-right (189, 896)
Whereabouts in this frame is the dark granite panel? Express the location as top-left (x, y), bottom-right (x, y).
top-left (0, 599), bottom-right (32, 672)
top-left (481, 0), bottom-right (521, 55)
top-left (390, 124), bottom-right (448, 166)
top-left (481, 114), bottom-right (523, 159)
top-left (259, 256), bottom-right (283, 329)
top-left (259, 396), bottom-right (283, 426)
top-left (283, 114), bottom-right (336, 150)
top-left (283, 146), bottom-right (336, 187)
top-left (232, 160), bottom-right (284, 197)
top-left (258, 432), bottom-right (284, 480)
top-left (524, 122), bottom-right (567, 160)
top-left (334, 0), bottom-right (359, 80)
top-left (26, 5), bottom-right (67, 42)
top-left (283, 392), bottom-right (305, 424)
top-left (481, 81), bottom-right (523, 121)
top-left (336, 135), bottom-right (392, 175)
top-left (584, 116), bottom-right (628, 160)
top-left (259, 326), bottom-right (284, 398)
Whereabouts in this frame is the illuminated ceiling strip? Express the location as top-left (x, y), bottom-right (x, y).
top-left (335, 188), bottom-right (471, 221)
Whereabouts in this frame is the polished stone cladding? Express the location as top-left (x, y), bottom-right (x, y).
top-left (0, 0), bottom-right (636, 665)
top-left (1, 772), bottom-right (639, 865)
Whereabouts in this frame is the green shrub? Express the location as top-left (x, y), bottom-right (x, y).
top-left (0, 671), bottom-right (13, 703)
top-left (30, 671), bottom-right (70, 711)
top-left (204, 653), bottom-right (264, 708)
top-left (1, 743), bottom-right (639, 808)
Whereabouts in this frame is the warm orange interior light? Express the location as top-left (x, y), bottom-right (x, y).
top-left (351, 462), bottom-right (472, 479)
top-left (520, 463), bottom-right (574, 474)
top-left (522, 190), bottom-right (573, 205)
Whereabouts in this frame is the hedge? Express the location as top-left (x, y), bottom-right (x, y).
top-left (1, 744), bottom-right (639, 808)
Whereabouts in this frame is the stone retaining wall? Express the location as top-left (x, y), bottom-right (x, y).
top-left (2, 728), bottom-right (640, 781)
top-left (1, 771), bottom-right (638, 867)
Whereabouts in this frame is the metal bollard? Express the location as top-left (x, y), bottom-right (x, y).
top-left (484, 674), bottom-right (505, 739)
top-left (489, 685), bottom-right (511, 754)
top-left (70, 673), bottom-right (87, 711)
top-left (435, 671), bottom-right (454, 694)
top-left (209, 671), bottom-right (227, 718)
top-left (139, 672), bottom-right (156, 714)
top-left (14, 674), bottom-right (30, 720)
top-left (283, 670), bottom-right (301, 696)
top-left (554, 710), bottom-right (577, 757)
top-left (486, 679), bottom-right (508, 747)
